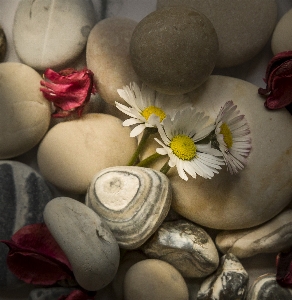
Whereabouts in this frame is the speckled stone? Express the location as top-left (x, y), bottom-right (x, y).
top-left (141, 220), bottom-right (219, 278)
top-left (86, 17), bottom-right (140, 106)
top-left (0, 161), bottom-right (53, 289)
top-left (13, 0), bottom-right (97, 70)
top-left (157, 0), bottom-right (277, 68)
top-left (0, 25), bottom-right (7, 62)
top-left (28, 287), bottom-right (75, 300)
top-left (130, 6), bottom-right (218, 94)
top-left (271, 8), bottom-right (292, 55)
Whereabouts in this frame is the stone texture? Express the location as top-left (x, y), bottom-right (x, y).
top-left (86, 166), bottom-right (172, 249)
top-left (216, 209), bottom-right (292, 258)
top-left (13, 0), bottom-right (97, 70)
top-left (167, 75), bottom-right (292, 230)
top-left (28, 287), bottom-right (75, 300)
top-left (141, 220), bottom-right (219, 278)
top-left (271, 8), bottom-right (292, 55)
top-left (37, 113), bottom-right (137, 194)
top-left (86, 17), bottom-right (140, 106)
top-left (0, 25), bottom-right (7, 62)
top-left (130, 6), bottom-right (218, 94)
top-left (0, 62), bottom-right (51, 159)
top-left (124, 259), bottom-right (189, 300)
top-left (197, 253), bottom-right (249, 300)
top-left (43, 197), bottom-right (120, 291)
top-left (0, 160), bottom-right (53, 289)
top-left (157, 0), bottom-right (277, 68)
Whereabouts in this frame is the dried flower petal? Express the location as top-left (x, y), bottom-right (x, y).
top-left (276, 248), bottom-right (292, 287)
top-left (258, 51), bottom-right (292, 110)
top-left (0, 223), bottom-right (74, 286)
top-left (58, 289), bottom-right (96, 300)
top-left (40, 68), bottom-right (97, 118)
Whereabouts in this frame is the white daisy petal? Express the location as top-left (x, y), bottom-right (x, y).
top-left (130, 124), bottom-right (146, 137)
top-left (123, 118), bottom-right (144, 126)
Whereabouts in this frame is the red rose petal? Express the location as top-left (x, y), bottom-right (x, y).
top-left (58, 289), bottom-right (96, 300)
top-left (276, 249), bottom-right (292, 287)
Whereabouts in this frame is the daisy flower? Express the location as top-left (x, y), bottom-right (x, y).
top-left (115, 82), bottom-right (189, 137)
top-left (154, 107), bottom-right (224, 181)
top-left (215, 101), bottom-right (251, 174)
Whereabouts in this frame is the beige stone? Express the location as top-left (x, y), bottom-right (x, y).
top-left (86, 17), bottom-right (140, 106)
top-left (37, 113), bottom-right (137, 194)
top-left (0, 62), bottom-right (51, 159)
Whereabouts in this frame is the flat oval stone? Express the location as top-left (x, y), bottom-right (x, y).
top-left (130, 6), bottom-right (218, 94)
top-left (0, 25), bottom-right (7, 62)
top-left (0, 62), bottom-right (51, 159)
top-left (271, 8), bottom-right (292, 55)
top-left (157, 0), bottom-right (277, 68)
top-left (86, 17), bottom-right (140, 106)
top-left (13, 0), bottom-right (97, 70)
top-left (197, 253), bottom-right (249, 300)
top-left (124, 259), bottom-right (189, 300)
top-left (0, 160), bottom-right (53, 289)
top-left (216, 209), bottom-right (292, 258)
top-left (169, 75), bottom-right (292, 230)
top-left (43, 197), bottom-right (120, 291)
top-left (85, 166), bottom-right (172, 249)
top-left (246, 274), bottom-right (292, 300)
top-left (37, 113), bottom-right (137, 194)
top-left (141, 220), bottom-right (219, 278)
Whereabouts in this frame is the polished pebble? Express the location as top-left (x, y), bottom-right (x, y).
top-left (157, 0), bottom-right (277, 68)
top-left (86, 166), bottom-right (172, 249)
top-left (0, 62), bottom-right (51, 159)
top-left (13, 0), bottom-right (97, 70)
top-left (0, 25), bottom-right (7, 62)
top-left (141, 220), bottom-right (219, 278)
top-left (43, 197), bottom-right (120, 291)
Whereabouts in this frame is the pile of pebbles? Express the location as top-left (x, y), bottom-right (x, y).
top-left (0, 0), bottom-right (292, 299)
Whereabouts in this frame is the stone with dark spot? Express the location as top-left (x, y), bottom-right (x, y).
top-left (0, 25), bottom-right (7, 62)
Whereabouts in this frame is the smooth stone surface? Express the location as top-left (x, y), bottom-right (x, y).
top-left (168, 75), bottom-right (292, 230)
top-left (216, 209), bottom-right (292, 258)
top-left (37, 113), bottom-right (137, 194)
top-left (157, 0), bottom-right (277, 68)
top-left (0, 160), bottom-right (53, 289)
top-left (197, 253), bottom-right (249, 300)
top-left (13, 0), bottom-right (97, 70)
top-left (28, 287), bottom-right (75, 300)
top-left (0, 62), bottom-right (51, 159)
top-left (0, 25), bottom-right (7, 62)
top-left (43, 197), bottom-right (120, 291)
top-left (124, 259), bottom-right (189, 300)
top-left (246, 273), bottom-right (292, 300)
top-left (86, 166), bottom-right (172, 249)
top-left (130, 6), bottom-right (218, 94)
top-left (271, 8), bottom-right (292, 55)
top-left (141, 220), bottom-right (219, 278)
top-left (86, 17), bottom-right (140, 106)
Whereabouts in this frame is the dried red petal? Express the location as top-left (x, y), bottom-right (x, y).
top-left (276, 249), bottom-right (292, 287)
top-left (40, 68), bottom-right (97, 118)
top-left (0, 223), bottom-right (74, 286)
top-left (58, 289), bottom-right (96, 300)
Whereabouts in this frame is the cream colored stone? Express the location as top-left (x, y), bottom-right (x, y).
top-left (86, 17), bottom-right (140, 106)
top-left (271, 8), bottom-right (292, 55)
top-left (37, 113), bottom-right (137, 194)
top-left (124, 259), bottom-right (189, 300)
top-left (0, 62), bottom-right (51, 159)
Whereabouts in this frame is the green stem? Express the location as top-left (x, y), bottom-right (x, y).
top-left (137, 153), bottom-right (162, 167)
top-left (160, 160), bottom-right (171, 175)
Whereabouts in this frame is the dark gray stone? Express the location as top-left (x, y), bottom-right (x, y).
top-left (0, 25), bottom-right (6, 62)
top-left (28, 287), bottom-right (75, 300)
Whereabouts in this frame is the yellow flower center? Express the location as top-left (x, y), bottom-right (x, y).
top-left (170, 135), bottom-right (196, 160)
top-left (141, 106), bottom-right (166, 122)
top-left (220, 122), bottom-right (233, 148)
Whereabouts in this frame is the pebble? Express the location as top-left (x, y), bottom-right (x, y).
top-left (130, 6), bottom-right (218, 94)
top-left (246, 273), bottom-right (292, 300)
top-left (28, 287), bottom-right (75, 300)
top-left (141, 220), bottom-right (219, 278)
top-left (0, 160), bottom-right (53, 289)
top-left (86, 17), bottom-right (140, 106)
top-left (197, 253), bottom-right (249, 300)
top-left (216, 209), bottom-right (292, 258)
top-left (168, 75), bottom-right (292, 230)
top-left (43, 197), bottom-right (120, 291)
top-left (13, 0), bottom-right (97, 71)
top-left (85, 166), bottom-right (172, 249)
top-left (37, 113), bottom-right (137, 194)
top-left (157, 0), bottom-right (277, 68)
top-left (0, 25), bottom-right (7, 62)
top-left (271, 8), bottom-right (292, 55)
top-left (124, 259), bottom-right (189, 300)
top-left (0, 62), bottom-right (51, 159)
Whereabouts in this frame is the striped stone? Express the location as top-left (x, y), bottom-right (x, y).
top-left (0, 160), bottom-right (53, 289)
